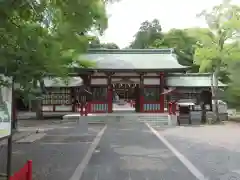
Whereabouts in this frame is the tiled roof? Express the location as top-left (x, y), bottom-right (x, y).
top-left (166, 73), bottom-right (226, 87)
top-left (80, 49), bottom-right (187, 70)
top-left (43, 77), bottom-right (82, 87)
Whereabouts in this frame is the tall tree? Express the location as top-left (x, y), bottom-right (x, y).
top-left (0, 0), bottom-right (110, 119)
top-left (150, 29), bottom-right (199, 72)
top-left (194, 0), bottom-right (240, 122)
top-left (130, 19), bottom-right (163, 49)
top-left (225, 61), bottom-right (240, 108)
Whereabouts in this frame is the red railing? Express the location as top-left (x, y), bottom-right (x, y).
top-left (10, 160), bottom-right (32, 180)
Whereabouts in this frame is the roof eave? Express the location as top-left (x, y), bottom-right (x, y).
top-left (71, 67), bottom-right (188, 73)
top-left (167, 84), bottom-right (227, 88)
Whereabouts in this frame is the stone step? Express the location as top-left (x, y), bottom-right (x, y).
top-left (62, 113), bottom-right (170, 126)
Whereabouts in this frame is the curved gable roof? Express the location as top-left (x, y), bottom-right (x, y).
top-left (80, 49), bottom-right (187, 70)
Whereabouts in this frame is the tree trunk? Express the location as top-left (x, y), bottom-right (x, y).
top-left (201, 102), bottom-right (206, 124)
top-left (35, 100), bottom-right (43, 120)
top-left (211, 67), bottom-right (220, 123)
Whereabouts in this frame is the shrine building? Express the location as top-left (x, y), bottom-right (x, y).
top-left (41, 49), bottom-right (226, 114)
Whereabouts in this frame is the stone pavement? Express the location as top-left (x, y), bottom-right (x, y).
top-left (17, 119), bottom-right (69, 127)
top-left (0, 118), bottom-right (72, 146)
top-left (0, 131), bottom-right (35, 146)
top-left (81, 121), bottom-right (197, 180)
top-left (156, 122), bottom-right (240, 180)
top-left (0, 123), bottom-right (104, 180)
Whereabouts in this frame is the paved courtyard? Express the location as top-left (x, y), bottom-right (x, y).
top-left (81, 121), bottom-right (197, 180)
top-left (156, 122), bottom-right (240, 180)
top-left (3, 117), bottom-right (240, 180)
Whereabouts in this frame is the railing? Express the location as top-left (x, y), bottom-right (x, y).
top-left (10, 160), bottom-right (32, 180)
top-left (143, 102), bottom-right (161, 112)
top-left (88, 101), bottom-right (108, 113)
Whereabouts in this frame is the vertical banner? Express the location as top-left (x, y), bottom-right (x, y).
top-left (0, 75), bottom-right (12, 139)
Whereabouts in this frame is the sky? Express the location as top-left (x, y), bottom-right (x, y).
top-left (99, 0), bottom-right (240, 48)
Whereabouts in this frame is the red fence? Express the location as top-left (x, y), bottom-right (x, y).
top-left (10, 160), bottom-right (32, 180)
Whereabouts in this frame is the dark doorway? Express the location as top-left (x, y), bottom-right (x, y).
top-left (200, 90), bottom-right (212, 111)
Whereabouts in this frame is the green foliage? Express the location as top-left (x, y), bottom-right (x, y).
top-left (0, 0), bottom-right (110, 94)
top-left (225, 61), bottom-right (240, 107)
top-left (193, 0), bottom-right (240, 111)
top-left (194, 0), bottom-right (240, 73)
top-left (130, 19), bottom-right (163, 49)
top-left (88, 36), bottom-right (119, 49)
top-left (129, 19), bottom-right (207, 72)
top-left (161, 29), bottom-right (198, 69)
top-left (145, 28), bottom-right (199, 72)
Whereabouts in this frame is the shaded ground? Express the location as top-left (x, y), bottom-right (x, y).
top-left (0, 123), bottom-right (104, 180)
top-left (81, 120), bottom-right (196, 180)
top-left (156, 122), bottom-right (240, 180)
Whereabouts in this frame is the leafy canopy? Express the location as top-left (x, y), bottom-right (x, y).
top-left (0, 0), bottom-right (109, 92)
top-left (194, 0), bottom-right (240, 73)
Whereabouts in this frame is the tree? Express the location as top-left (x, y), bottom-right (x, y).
top-left (0, 0), bottom-right (110, 119)
top-left (194, 0), bottom-right (240, 122)
top-left (101, 43), bottom-right (119, 49)
top-left (130, 19), bottom-right (163, 49)
top-left (150, 29), bottom-right (199, 72)
top-left (225, 60), bottom-right (240, 108)
top-left (88, 36), bottom-right (119, 49)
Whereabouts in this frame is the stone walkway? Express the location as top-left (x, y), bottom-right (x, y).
top-left (81, 121), bottom-right (196, 180)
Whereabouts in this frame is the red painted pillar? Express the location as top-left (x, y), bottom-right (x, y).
top-left (87, 74), bottom-right (92, 113)
top-left (168, 102), bottom-right (172, 114)
top-left (160, 72), bottom-right (164, 113)
top-left (139, 73), bottom-right (144, 112)
top-left (107, 74), bottom-right (112, 113)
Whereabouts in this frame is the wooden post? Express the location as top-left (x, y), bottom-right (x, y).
top-left (160, 72), bottom-right (164, 113)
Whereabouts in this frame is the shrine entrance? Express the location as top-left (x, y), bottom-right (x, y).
top-left (112, 80), bottom-right (139, 113)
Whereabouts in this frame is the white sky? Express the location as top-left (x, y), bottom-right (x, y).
top-left (100, 0), bottom-right (240, 48)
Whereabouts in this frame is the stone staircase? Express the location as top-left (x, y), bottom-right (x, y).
top-left (137, 113), bottom-right (169, 126)
top-left (63, 113), bottom-right (170, 126)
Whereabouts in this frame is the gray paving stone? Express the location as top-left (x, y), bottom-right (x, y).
top-left (81, 121), bottom-right (197, 180)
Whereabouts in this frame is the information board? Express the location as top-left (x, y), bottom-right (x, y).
top-left (0, 75), bottom-right (12, 139)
